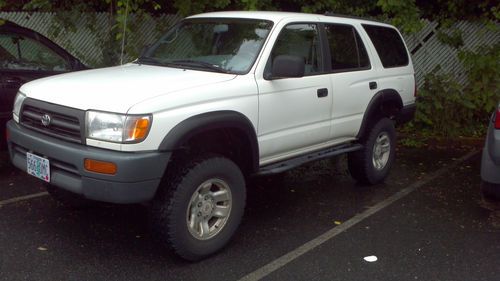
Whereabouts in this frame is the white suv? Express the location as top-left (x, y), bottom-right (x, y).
top-left (7, 11), bottom-right (416, 260)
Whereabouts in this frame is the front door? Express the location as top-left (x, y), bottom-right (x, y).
top-left (256, 23), bottom-right (332, 162)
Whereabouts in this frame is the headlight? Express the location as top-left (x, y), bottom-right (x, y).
top-left (86, 111), bottom-right (152, 143)
top-left (12, 91), bottom-right (26, 122)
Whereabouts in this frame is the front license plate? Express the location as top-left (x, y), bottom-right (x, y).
top-left (27, 152), bottom-right (50, 183)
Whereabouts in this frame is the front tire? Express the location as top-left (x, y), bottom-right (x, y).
top-left (151, 155), bottom-right (246, 261)
top-left (348, 117), bottom-right (396, 185)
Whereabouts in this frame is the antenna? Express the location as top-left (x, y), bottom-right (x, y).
top-left (119, 0), bottom-right (130, 65)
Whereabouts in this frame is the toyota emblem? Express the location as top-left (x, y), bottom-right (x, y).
top-left (41, 114), bottom-right (52, 127)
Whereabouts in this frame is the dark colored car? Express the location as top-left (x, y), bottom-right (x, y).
top-left (0, 20), bottom-right (87, 149)
top-left (481, 104), bottom-right (500, 200)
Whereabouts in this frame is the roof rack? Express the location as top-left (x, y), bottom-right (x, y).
top-left (323, 12), bottom-right (387, 24)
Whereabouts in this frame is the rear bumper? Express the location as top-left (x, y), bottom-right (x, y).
top-left (396, 103), bottom-right (416, 125)
top-left (7, 120), bottom-right (171, 204)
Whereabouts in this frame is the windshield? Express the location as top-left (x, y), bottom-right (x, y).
top-left (138, 18), bottom-right (273, 74)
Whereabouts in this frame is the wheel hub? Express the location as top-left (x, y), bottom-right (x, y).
top-left (372, 132), bottom-right (390, 171)
top-left (200, 200), bottom-right (214, 217)
top-left (186, 178), bottom-right (232, 240)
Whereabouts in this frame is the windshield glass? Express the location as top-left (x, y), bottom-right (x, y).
top-left (139, 18), bottom-right (273, 74)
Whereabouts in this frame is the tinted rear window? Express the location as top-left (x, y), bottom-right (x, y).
top-left (362, 24), bottom-right (409, 68)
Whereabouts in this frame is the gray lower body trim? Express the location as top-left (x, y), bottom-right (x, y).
top-left (258, 143), bottom-right (362, 175)
top-left (7, 120), bottom-right (171, 204)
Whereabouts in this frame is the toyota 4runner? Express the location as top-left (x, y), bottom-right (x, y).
top-left (7, 11), bottom-right (416, 260)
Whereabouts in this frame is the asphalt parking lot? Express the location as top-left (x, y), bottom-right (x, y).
top-left (1, 142), bottom-right (499, 281)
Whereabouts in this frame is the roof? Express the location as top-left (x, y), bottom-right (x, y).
top-left (188, 11), bottom-right (391, 27)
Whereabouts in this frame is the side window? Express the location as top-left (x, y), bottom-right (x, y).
top-left (325, 24), bottom-right (370, 72)
top-left (362, 24), bottom-right (409, 68)
top-left (0, 33), bottom-right (70, 71)
top-left (269, 23), bottom-right (322, 75)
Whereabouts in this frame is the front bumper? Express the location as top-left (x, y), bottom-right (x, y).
top-left (481, 118), bottom-right (500, 184)
top-left (7, 120), bottom-right (171, 204)
top-left (0, 113), bottom-right (9, 149)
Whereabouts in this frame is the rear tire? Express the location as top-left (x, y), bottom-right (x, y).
top-left (44, 183), bottom-right (96, 209)
top-left (151, 155), bottom-right (246, 261)
top-left (348, 118), bottom-right (396, 185)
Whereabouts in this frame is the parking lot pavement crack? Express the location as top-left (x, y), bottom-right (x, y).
top-left (237, 149), bottom-right (479, 281)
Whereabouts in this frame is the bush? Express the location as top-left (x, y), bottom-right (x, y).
top-left (403, 43), bottom-right (500, 138)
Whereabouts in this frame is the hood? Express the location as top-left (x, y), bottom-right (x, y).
top-left (20, 64), bottom-right (236, 113)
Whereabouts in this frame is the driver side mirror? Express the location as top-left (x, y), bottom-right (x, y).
top-left (267, 55), bottom-right (305, 79)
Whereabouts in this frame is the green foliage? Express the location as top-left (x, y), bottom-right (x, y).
top-left (459, 43), bottom-right (500, 115)
top-left (376, 0), bottom-right (424, 33)
top-left (436, 28), bottom-right (464, 49)
top-left (299, 0), bottom-right (377, 17)
top-left (173, 0), bottom-right (231, 16)
top-left (412, 67), bottom-right (476, 137)
top-left (242, 0), bottom-right (278, 11)
top-left (112, 0), bottom-right (160, 39)
top-left (22, 0), bottom-right (52, 10)
top-left (408, 43), bottom-right (500, 138)
top-left (399, 132), bottom-right (426, 148)
top-left (418, 0), bottom-right (499, 24)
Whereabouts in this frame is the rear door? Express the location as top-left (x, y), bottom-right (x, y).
top-left (323, 22), bottom-right (375, 139)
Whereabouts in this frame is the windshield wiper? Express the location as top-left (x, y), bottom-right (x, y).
top-left (135, 56), bottom-right (166, 66)
top-left (169, 60), bottom-right (230, 73)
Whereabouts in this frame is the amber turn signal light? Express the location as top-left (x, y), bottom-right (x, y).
top-left (84, 159), bottom-right (117, 175)
top-left (128, 118), bottom-right (150, 140)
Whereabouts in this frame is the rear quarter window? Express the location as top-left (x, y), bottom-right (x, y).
top-left (362, 24), bottom-right (409, 68)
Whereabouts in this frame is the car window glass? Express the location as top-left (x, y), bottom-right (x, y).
top-left (325, 24), bottom-right (370, 72)
top-left (0, 32), bottom-right (70, 71)
top-left (269, 23), bottom-right (322, 76)
top-left (147, 19), bottom-right (272, 74)
top-left (362, 24), bottom-right (409, 68)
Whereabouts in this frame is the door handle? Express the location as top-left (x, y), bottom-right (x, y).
top-left (369, 81), bottom-right (377, 90)
top-left (317, 88), bottom-right (328, 98)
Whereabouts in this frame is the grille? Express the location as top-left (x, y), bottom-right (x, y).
top-left (20, 99), bottom-right (85, 144)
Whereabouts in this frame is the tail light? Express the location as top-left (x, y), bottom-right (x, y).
top-left (495, 105), bottom-right (500, 129)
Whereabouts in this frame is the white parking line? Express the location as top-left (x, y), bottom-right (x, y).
top-left (238, 149), bottom-right (479, 281)
top-left (0, 192), bottom-right (49, 207)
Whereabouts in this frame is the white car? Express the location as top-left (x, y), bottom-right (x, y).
top-left (481, 104), bottom-right (500, 200)
top-left (7, 11), bottom-right (416, 260)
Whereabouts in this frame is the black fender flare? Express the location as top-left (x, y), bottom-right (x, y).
top-left (159, 110), bottom-right (259, 172)
top-left (356, 89), bottom-right (403, 140)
